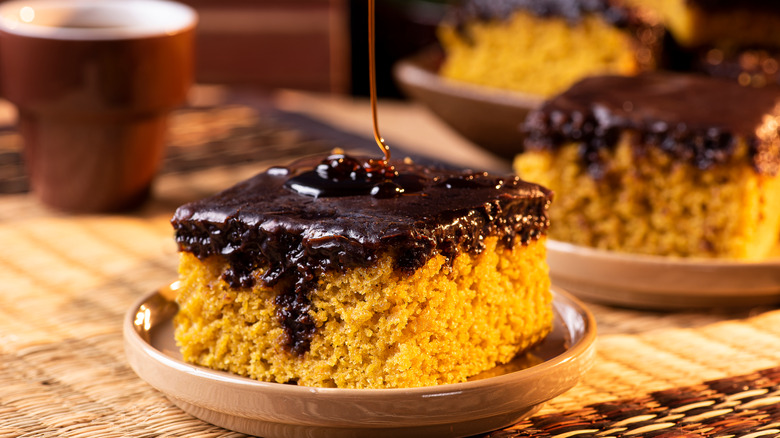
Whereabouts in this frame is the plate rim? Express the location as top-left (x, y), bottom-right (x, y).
top-left (393, 46), bottom-right (544, 112)
top-left (548, 239), bottom-right (780, 268)
top-left (547, 239), bottom-right (780, 308)
top-left (124, 285), bottom-right (596, 432)
top-left (392, 46), bottom-right (544, 159)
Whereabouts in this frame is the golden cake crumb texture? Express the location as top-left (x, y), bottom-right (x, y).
top-left (514, 134), bottom-right (780, 259)
top-left (625, 0), bottom-right (780, 48)
top-left (438, 10), bottom-right (642, 96)
top-left (174, 236), bottom-right (552, 388)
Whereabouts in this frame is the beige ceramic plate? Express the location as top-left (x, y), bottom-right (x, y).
top-left (393, 47), bottom-right (544, 160)
top-left (548, 240), bottom-right (780, 309)
top-left (124, 286), bottom-right (595, 438)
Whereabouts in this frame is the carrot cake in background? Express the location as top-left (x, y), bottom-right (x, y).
top-left (437, 0), bottom-right (664, 97)
top-left (172, 154), bottom-right (554, 389)
top-left (514, 72), bottom-right (780, 259)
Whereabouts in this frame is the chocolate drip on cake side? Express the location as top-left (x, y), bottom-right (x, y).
top-left (523, 72), bottom-right (780, 178)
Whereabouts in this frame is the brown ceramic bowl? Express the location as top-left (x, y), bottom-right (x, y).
top-left (393, 48), bottom-right (544, 160)
top-left (0, 0), bottom-right (196, 212)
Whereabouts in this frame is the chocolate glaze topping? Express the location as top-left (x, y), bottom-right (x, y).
top-left (172, 154), bottom-right (551, 355)
top-left (524, 72), bottom-right (780, 177)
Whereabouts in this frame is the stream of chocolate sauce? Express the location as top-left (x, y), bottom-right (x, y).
top-left (283, 0), bottom-right (402, 200)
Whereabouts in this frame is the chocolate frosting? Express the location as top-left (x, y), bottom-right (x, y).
top-left (524, 72), bottom-right (780, 176)
top-left (172, 155), bottom-right (551, 354)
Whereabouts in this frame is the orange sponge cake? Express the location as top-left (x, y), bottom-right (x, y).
top-left (172, 154), bottom-right (554, 388)
top-left (514, 72), bottom-right (780, 259)
top-left (438, 0), bottom-right (664, 97)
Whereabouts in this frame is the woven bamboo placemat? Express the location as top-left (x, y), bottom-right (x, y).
top-left (1, 98), bottom-right (779, 437)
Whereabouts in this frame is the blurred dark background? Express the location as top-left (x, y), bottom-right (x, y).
top-left (181, 0), bottom-right (449, 97)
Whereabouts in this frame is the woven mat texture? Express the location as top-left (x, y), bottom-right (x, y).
top-left (1, 104), bottom-right (780, 437)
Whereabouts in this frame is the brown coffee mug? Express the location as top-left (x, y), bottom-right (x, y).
top-left (0, 0), bottom-right (196, 212)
